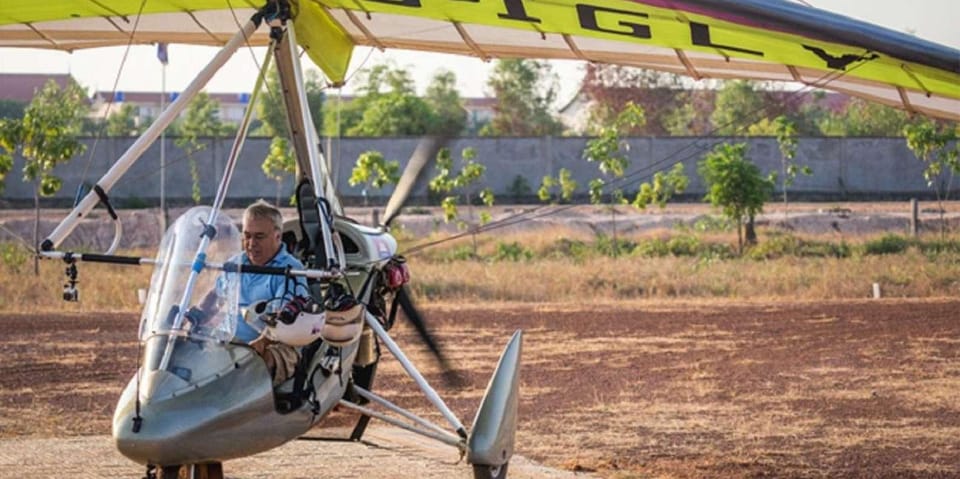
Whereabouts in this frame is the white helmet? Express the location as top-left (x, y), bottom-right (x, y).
top-left (265, 310), bottom-right (326, 347)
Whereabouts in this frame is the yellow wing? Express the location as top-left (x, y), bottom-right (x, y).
top-left (1, 1), bottom-right (957, 119)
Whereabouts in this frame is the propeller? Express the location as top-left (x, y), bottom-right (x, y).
top-left (381, 135), bottom-right (449, 228)
top-left (395, 284), bottom-right (464, 386)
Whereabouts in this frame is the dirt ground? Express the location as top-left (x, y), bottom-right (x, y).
top-left (1, 300), bottom-right (958, 478)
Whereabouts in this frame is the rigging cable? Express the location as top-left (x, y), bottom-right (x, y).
top-left (77, 0), bottom-right (148, 188)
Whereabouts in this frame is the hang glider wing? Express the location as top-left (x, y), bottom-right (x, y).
top-left (1, 1), bottom-right (957, 120)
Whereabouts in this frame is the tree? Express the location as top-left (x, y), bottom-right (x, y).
top-left (581, 64), bottom-right (691, 136)
top-left (482, 59), bottom-right (564, 137)
top-left (257, 66), bottom-right (325, 138)
top-left (699, 143), bottom-right (775, 254)
top-left (0, 79), bottom-right (87, 273)
top-left (904, 119), bottom-right (960, 238)
top-left (711, 80), bottom-right (768, 136)
top-left (538, 168), bottom-right (577, 204)
top-left (321, 63), bottom-right (437, 137)
top-left (261, 137), bottom-right (295, 206)
top-left (817, 97), bottom-right (911, 136)
top-left (583, 102), bottom-right (688, 255)
top-left (105, 104), bottom-right (139, 136)
top-left (176, 92), bottom-right (223, 204)
top-left (348, 150), bottom-right (400, 205)
top-left (429, 147), bottom-right (494, 225)
top-left (424, 69), bottom-right (466, 136)
top-left (771, 116), bottom-right (811, 224)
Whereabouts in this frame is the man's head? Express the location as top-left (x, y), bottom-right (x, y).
top-left (243, 200), bottom-right (283, 266)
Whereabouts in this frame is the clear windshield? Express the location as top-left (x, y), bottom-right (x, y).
top-left (139, 206), bottom-right (241, 344)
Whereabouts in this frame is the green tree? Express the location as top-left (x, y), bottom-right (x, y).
top-left (583, 102), bottom-right (687, 256)
top-left (348, 150), bottom-right (400, 205)
top-left (429, 147), bottom-right (494, 225)
top-left (581, 64), bottom-right (693, 136)
top-left (771, 115), bottom-right (811, 224)
top-left (105, 104), bottom-right (139, 136)
top-left (322, 64), bottom-right (436, 137)
top-left (482, 59), bottom-right (564, 137)
top-left (904, 119), bottom-right (960, 237)
top-left (176, 92), bottom-right (223, 204)
top-left (257, 66), bottom-right (325, 138)
top-left (0, 79), bottom-right (87, 273)
top-left (424, 69), bottom-right (466, 136)
top-left (261, 137), bottom-right (295, 206)
top-left (699, 143), bottom-right (775, 254)
top-left (538, 168), bottom-right (578, 203)
top-left (711, 80), bottom-right (767, 136)
top-left (817, 98), bottom-right (911, 136)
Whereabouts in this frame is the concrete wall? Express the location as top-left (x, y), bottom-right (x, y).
top-left (1, 136), bottom-right (951, 206)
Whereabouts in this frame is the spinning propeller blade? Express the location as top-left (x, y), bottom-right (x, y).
top-left (395, 285), bottom-right (463, 385)
top-left (381, 135), bottom-right (449, 228)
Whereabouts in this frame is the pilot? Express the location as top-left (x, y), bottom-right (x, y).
top-left (231, 199), bottom-right (307, 385)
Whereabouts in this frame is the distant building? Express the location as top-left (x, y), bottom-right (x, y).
top-left (0, 73), bottom-right (78, 103)
top-left (90, 90), bottom-right (254, 125)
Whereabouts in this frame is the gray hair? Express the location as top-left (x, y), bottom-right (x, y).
top-left (244, 199), bottom-right (283, 231)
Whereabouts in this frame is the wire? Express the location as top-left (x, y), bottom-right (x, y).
top-left (79, 0), bottom-right (148, 186)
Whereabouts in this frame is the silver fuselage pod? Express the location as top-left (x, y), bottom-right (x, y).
top-left (112, 339), bottom-right (357, 466)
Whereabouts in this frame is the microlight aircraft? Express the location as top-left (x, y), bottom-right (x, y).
top-left (0, 2), bottom-right (958, 479)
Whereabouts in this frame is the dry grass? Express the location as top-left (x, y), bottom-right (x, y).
top-left (2, 225), bottom-right (959, 311)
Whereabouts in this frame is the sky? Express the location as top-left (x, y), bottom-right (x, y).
top-left (0, 0), bottom-right (957, 105)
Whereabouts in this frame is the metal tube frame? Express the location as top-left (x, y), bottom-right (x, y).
top-left (273, 23), bottom-right (345, 270)
top-left (42, 18), bottom-right (260, 251)
top-left (337, 400), bottom-right (464, 449)
top-left (353, 385), bottom-right (458, 441)
top-left (364, 311), bottom-right (468, 437)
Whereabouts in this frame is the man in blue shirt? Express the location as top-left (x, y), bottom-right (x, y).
top-left (233, 200), bottom-right (307, 343)
top-left (234, 200), bottom-right (307, 385)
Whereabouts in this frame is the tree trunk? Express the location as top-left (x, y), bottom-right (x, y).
top-left (611, 207), bottom-right (618, 257)
top-left (746, 215), bottom-right (757, 246)
top-left (33, 182), bottom-right (40, 275)
top-left (736, 217), bottom-right (743, 256)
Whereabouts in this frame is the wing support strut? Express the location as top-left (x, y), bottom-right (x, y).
top-left (40, 16), bottom-right (260, 251)
top-left (364, 311), bottom-right (468, 438)
top-left (272, 20), bottom-right (345, 270)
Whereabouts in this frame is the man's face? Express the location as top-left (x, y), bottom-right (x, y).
top-left (242, 214), bottom-right (281, 266)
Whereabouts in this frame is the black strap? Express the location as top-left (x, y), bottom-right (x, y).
top-left (93, 184), bottom-right (118, 220)
top-left (276, 339), bottom-right (324, 413)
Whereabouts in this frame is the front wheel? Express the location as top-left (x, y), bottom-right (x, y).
top-left (473, 463), bottom-right (508, 479)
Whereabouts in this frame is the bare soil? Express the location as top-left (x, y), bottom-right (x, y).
top-left (1, 300), bottom-right (958, 478)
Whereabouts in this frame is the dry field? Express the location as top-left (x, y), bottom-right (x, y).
top-left (1, 203), bottom-right (958, 477)
top-left (1, 300), bottom-right (958, 478)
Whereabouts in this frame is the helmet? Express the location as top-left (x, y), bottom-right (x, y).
top-left (265, 310), bottom-right (325, 346)
top-left (263, 296), bottom-right (326, 347)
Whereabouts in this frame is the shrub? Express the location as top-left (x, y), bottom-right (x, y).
top-left (547, 238), bottom-right (591, 263)
top-left (595, 234), bottom-right (636, 257)
top-left (494, 241), bottom-right (533, 262)
top-left (0, 242), bottom-right (30, 273)
top-left (863, 234), bottom-right (911, 255)
top-left (634, 238), bottom-right (670, 258)
top-left (667, 235), bottom-right (701, 257)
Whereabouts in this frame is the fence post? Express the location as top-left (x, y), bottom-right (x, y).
top-left (910, 198), bottom-right (919, 237)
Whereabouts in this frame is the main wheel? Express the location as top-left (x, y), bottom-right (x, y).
top-left (473, 463), bottom-right (508, 479)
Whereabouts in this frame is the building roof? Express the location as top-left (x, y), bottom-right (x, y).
top-left (0, 73), bottom-right (77, 103)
